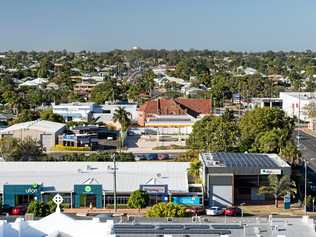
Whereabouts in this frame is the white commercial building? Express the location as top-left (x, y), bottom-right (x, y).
top-left (0, 162), bottom-right (193, 209)
top-left (280, 92), bottom-right (316, 121)
top-left (52, 102), bottom-right (97, 122)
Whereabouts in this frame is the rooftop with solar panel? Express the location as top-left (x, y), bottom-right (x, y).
top-left (200, 152), bottom-right (292, 207)
top-left (200, 152), bottom-right (291, 176)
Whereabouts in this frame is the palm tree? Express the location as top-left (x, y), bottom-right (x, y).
top-left (258, 175), bottom-right (296, 208)
top-left (113, 107), bottom-right (131, 150)
top-left (144, 70), bottom-right (155, 97)
top-left (279, 141), bottom-right (301, 166)
top-left (188, 160), bottom-right (202, 183)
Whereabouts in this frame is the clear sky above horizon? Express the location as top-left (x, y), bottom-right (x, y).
top-left (1, 0), bottom-right (316, 52)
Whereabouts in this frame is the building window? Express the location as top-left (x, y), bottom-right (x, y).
top-left (105, 196), bottom-right (129, 205)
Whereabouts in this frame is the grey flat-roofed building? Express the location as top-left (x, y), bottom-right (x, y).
top-left (200, 152), bottom-right (291, 207)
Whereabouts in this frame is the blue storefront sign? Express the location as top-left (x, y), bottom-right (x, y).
top-left (173, 196), bottom-right (201, 206)
top-left (4, 184), bottom-right (42, 207)
top-left (74, 184), bottom-right (102, 208)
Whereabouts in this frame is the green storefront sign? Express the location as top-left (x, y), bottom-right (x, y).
top-left (4, 184), bottom-right (42, 207)
top-left (74, 184), bottom-right (102, 208)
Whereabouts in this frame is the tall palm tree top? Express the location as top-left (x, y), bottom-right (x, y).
top-left (113, 107), bottom-right (131, 131)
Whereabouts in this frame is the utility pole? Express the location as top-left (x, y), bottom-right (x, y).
top-left (112, 153), bottom-right (117, 213)
top-left (304, 159), bottom-right (307, 214)
top-left (109, 153), bottom-right (118, 213)
top-left (297, 87), bottom-right (301, 149)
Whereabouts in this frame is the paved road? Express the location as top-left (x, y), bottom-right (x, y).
top-left (297, 130), bottom-right (316, 171)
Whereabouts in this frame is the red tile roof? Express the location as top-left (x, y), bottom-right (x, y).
top-left (139, 98), bottom-right (211, 117)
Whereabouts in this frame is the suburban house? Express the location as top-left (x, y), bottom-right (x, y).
top-left (138, 98), bottom-right (211, 141)
top-left (73, 82), bottom-right (102, 98)
top-left (0, 120), bottom-right (66, 151)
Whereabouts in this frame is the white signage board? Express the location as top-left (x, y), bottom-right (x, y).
top-left (260, 169), bottom-right (281, 175)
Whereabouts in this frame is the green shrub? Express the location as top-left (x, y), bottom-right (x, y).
top-left (52, 145), bottom-right (91, 152)
top-left (147, 202), bottom-right (186, 217)
top-left (44, 151), bottom-right (134, 162)
top-left (128, 190), bottom-right (149, 210)
top-left (27, 200), bottom-right (63, 217)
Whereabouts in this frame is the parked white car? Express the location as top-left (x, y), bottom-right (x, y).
top-left (206, 206), bottom-right (224, 216)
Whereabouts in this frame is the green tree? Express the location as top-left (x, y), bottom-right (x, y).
top-left (254, 128), bottom-right (287, 153)
top-left (187, 116), bottom-right (239, 152)
top-left (147, 203), bottom-right (186, 217)
top-left (40, 109), bottom-right (65, 123)
top-left (239, 108), bottom-right (294, 151)
top-left (258, 175), bottom-right (296, 208)
top-left (0, 137), bottom-right (20, 160)
top-left (0, 137), bottom-right (43, 161)
top-left (90, 81), bottom-right (119, 103)
top-left (10, 109), bottom-right (40, 124)
top-left (37, 57), bottom-right (51, 78)
top-left (210, 74), bottom-right (230, 106)
top-left (127, 84), bottom-right (140, 102)
top-left (127, 190), bottom-right (150, 211)
top-left (141, 70), bottom-right (156, 97)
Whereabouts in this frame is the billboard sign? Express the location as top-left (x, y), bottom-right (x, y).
top-left (173, 196), bottom-right (201, 206)
top-left (139, 185), bottom-right (168, 194)
top-left (260, 169), bottom-right (281, 175)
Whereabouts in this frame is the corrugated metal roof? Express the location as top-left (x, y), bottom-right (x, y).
top-left (201, 152), bottom-right (290, 169)
top-left (0, 120), bottom-right (66, 134)
top-left (0, 162), bottom-right (189, 193)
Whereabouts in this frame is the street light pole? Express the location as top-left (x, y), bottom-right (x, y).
top-left (112, 153), bottom-right (117, 213)
top-left (304, 159), bottom-right (307, 214)
top-left (297, 88), bottom-right (301, 148)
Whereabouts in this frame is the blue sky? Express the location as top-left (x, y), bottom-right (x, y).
top-left (1, 0), bottom-right (316, 51)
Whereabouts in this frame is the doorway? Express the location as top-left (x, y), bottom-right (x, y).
top-left (15, 195), bottom-right (34, 206)
top-left (80, 194), bottom-right (96, 208)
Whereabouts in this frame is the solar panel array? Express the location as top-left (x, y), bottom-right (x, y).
top-left (209, 152), bottom-right (278, 168)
